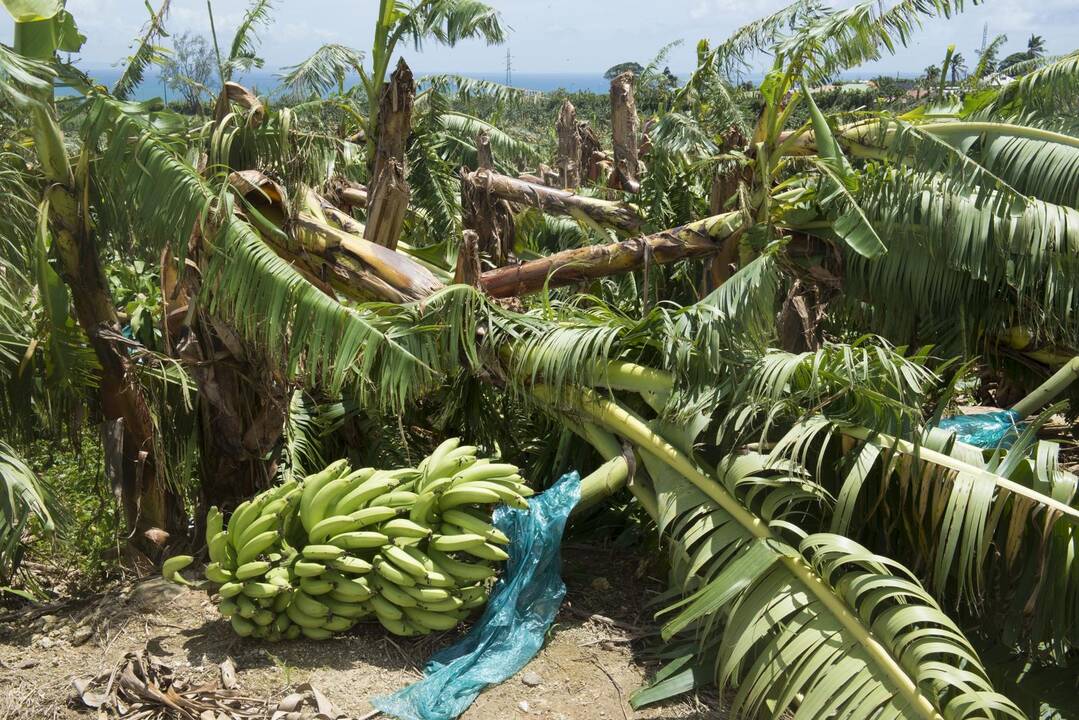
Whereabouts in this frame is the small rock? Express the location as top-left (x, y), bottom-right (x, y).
top-left (518, 700), bottom-right (530, 712)
top-left (16, 659), bottom-right (37, 669)
top-left (521, 671), bottom-right (542, 687)
top-left (37, 637), bottom-right (56, 650)
top-left (39, 614), bottom-right (59, 629)
top-left (70, 626), bottom-right (94, 646)
top-left (590, 577), bottom-right (611, 592)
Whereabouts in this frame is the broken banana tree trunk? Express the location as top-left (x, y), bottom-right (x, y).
top-left (365, 58), bottom-right (414, 249)
top-left (461, 167), bottom-right (516, 267)
top-left (556, 99), bottom-right (581, 188)
top-left (461, 169), bottom-right (643, 234)
top-left (364, 159), bottom-right (409, 251)
top-left (479, 212), bottom-right (743, 298)
top-left (578, 121), bottom-right (607, 184)
top-left (609, 71), bottom-right (641, 193)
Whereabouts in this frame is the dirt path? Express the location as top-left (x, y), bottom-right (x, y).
top-left (0, 548), bottom-right (717, 719)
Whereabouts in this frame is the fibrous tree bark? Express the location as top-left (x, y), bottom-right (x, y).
top-left (608, 71), bottom-right (640, 193)
top-left (577, 121), bottom-right (607, 183)
top-left (479, 212), bottom-right (742, 298)
top-left (454, 230), bottom-right (483, 287)
top-left (461, 169), bottom-right (642, 234)
top-left (364, 159), bottom-right (409, 251)
top-left (461, 167), bottom-right (516, 267)
top-left (556, 100), bottom-right (581, 188)
top-left (365, 58), bottom-right (414, 249)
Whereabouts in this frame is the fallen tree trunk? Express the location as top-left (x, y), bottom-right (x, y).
top-left (462, 168), bottom-right (643, 233)
top-left (479, 212), bottom-right (742, 298)
top-left (364, 159), bottom-right (409, 251)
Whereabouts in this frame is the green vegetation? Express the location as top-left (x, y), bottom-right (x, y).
top-left (1, 0), bottom-right (1079, 716)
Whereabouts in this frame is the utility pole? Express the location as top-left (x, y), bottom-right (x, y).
top-left (505, 48), bottom-right (512, 86)
top-left (979, 22), bottom-right (988, 56)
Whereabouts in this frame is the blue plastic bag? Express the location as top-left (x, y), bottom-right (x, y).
top-left (937, 410), bottom-right (1023, 449)
top-left (372, 471), bottom-right (582, 720)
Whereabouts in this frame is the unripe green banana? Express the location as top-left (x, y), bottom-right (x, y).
top-left (242, 581), bottom-right (281, 599)
top-left (404, 585), bottom-right (453, 603)
top-left (218, 598), bottom-right (238, 617)
top-left (450, 463), bottom-right (519, 486)
top-left (441, 509), bottom-right (510, 545)
top-left (334, 473), bottom-right (401, 516)
top-left (404, 606), bottom-right (459, 631)
top-left (429, 533), bottom-right (488, 552)
top-left (372, 491), bottom-right (420, 508)
top-left (381, 518), bottom-right (431, 539)
top-left (285, 624), bottom-right (302, 640)
top-left (231, 615), bottom-right (256, 637)
top-left (382, 545), bottom-right (428, 579)
top-left (206, 506), bottom-right (224, 547)
top-left (237, 531), bottom-right (278, 565)
top-left (330, 556), bottom-right (373, 575)
top-left (237, 511), bottom-right (278, 547)
top-left (368, 593), bottom-right (404, 621)
top-left (375, 614), bottom-right (416, 636)
top-left (329, 531), bottom-right (389, 550)
top-left (374, 559), bottom-right (416, 587)
top-left (205, 563), bottom-right (233, 584)
top-left (422, 437), bottom-right (461, 479)
top-left (218, 581), bottom-right (244, 599)
top-left (252, 609), bottom-right (275, 626)
top-left (266, 567), bottom-right (291, 587)
top-left (419, 569), bottom-right (457, 589)
top-left (273, 613), bottom-right (292, 634)
top-left (309, 515), bottom-right (361, 543)
top-left (438, 486), bottom-right (503, 510)
top-left (293, 590), bottom-right (329, 618)
top-left (162, 555), bottom-right (194, 584)
top-left (236, 594), bottom-right (257, 618)
top-left (251, 625), bottom-right (269, 639)
top-left (428, 548), bottom-right (497, 582)
top-left (449, 481), bottom-right (528, 509)
top-left (377, 580), bottom-right (419, 608)
top-left (460, 542), bottom-right (510, 563)
top-left (409, 492), bottom-right (439, 525)
top-left (286, 603), bottom-right (325, 628)
top-left (304, 475), bottom-right (358, 533)
top-left (425, 453), bottom-right (478, 486)
top-left (273, 588), bottom-right (295, 612)
top-left (235, 561), bottom-right (271, 581)
top-left (418, 596), bottom-right (465, 612)
top-left (299, 460), bottom-right (350, 531)
top-left (302, 545), bottom-right (344, 561)
top-left (346, 506), bottom-right (400, 529)
top-left (300, 577), bottom-right (334, 595)
top-left (293, 560), bottom-right (327, 577)
top-left (322, 615), bottom-right (354, 633)
top-left (322, 596), bottom-right (368, 618)
top-left (208, 530), bottom-right (231, 567)
top-left (226, 499), bottom-right (252, 539)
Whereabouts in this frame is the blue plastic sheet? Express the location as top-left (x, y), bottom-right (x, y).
top-left (372, 471), bottom-right (582, 720)
top-left (937, 409), bottom-right (1023, 449)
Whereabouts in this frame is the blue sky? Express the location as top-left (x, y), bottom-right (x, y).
top-left (2, 0), bottom-right (1076, 76)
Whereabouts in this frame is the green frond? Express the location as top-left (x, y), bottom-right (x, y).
top-left (277, 43), bottom-right (364, 99)
top-left (223, 0), bottom-right (273, 80)
top-left (983, 50), bottom-right (1079, 116)
top-left (111, 0), bottom-right (171, 101)
top-left (395, 0), bottom-right (506, 51)
top-left (707, 0), bottom-right (822, 77)
top-left (436, 111), bottom-right (541, 169)
top-left (0, 439), bottom-right (60, 582)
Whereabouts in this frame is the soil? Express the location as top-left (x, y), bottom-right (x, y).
top-left (0, 546), bottom-right (719, 720)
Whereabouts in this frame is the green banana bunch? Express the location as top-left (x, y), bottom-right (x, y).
top-left (166, 438), bottom-right (525, 640)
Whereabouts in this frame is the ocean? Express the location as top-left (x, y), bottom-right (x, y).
top-left (67, 67), bottom-right (615, 100)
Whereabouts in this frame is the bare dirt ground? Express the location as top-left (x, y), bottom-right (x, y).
top-left (0, 546), bottom-right (718, 720)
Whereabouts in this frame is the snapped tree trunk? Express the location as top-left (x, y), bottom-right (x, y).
top-left (479, 212), bottom-right (743, 298)
top-left (609, 71), bottom-right (641, 193)
top-left (461, 168), bottom-right (516, 267)
top-left (556, 100), bottom-right (581, 188)
top-left (455, 230), bottom-right (483, 287)
top-left (578, 121), bottom-right (607, 184)
top-left (365, 58), bottom-right (414, 249)
top-left (461, 169), bottom-right (643, 234)
top-left (364, 159), bottom-right (409, 251)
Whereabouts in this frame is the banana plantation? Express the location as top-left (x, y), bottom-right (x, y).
top-left (1, 0), bottom-right (1079, 717)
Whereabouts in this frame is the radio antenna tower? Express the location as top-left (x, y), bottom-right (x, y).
top-left (979, 22), bottom-right (988, 55)
top-left (505, 48), bottom-right (513, 86)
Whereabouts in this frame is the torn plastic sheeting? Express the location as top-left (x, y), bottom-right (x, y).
top-left (372, 470), bottom-right (582, 720)
top-left (937, 409), bottom-right (1023, 449)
